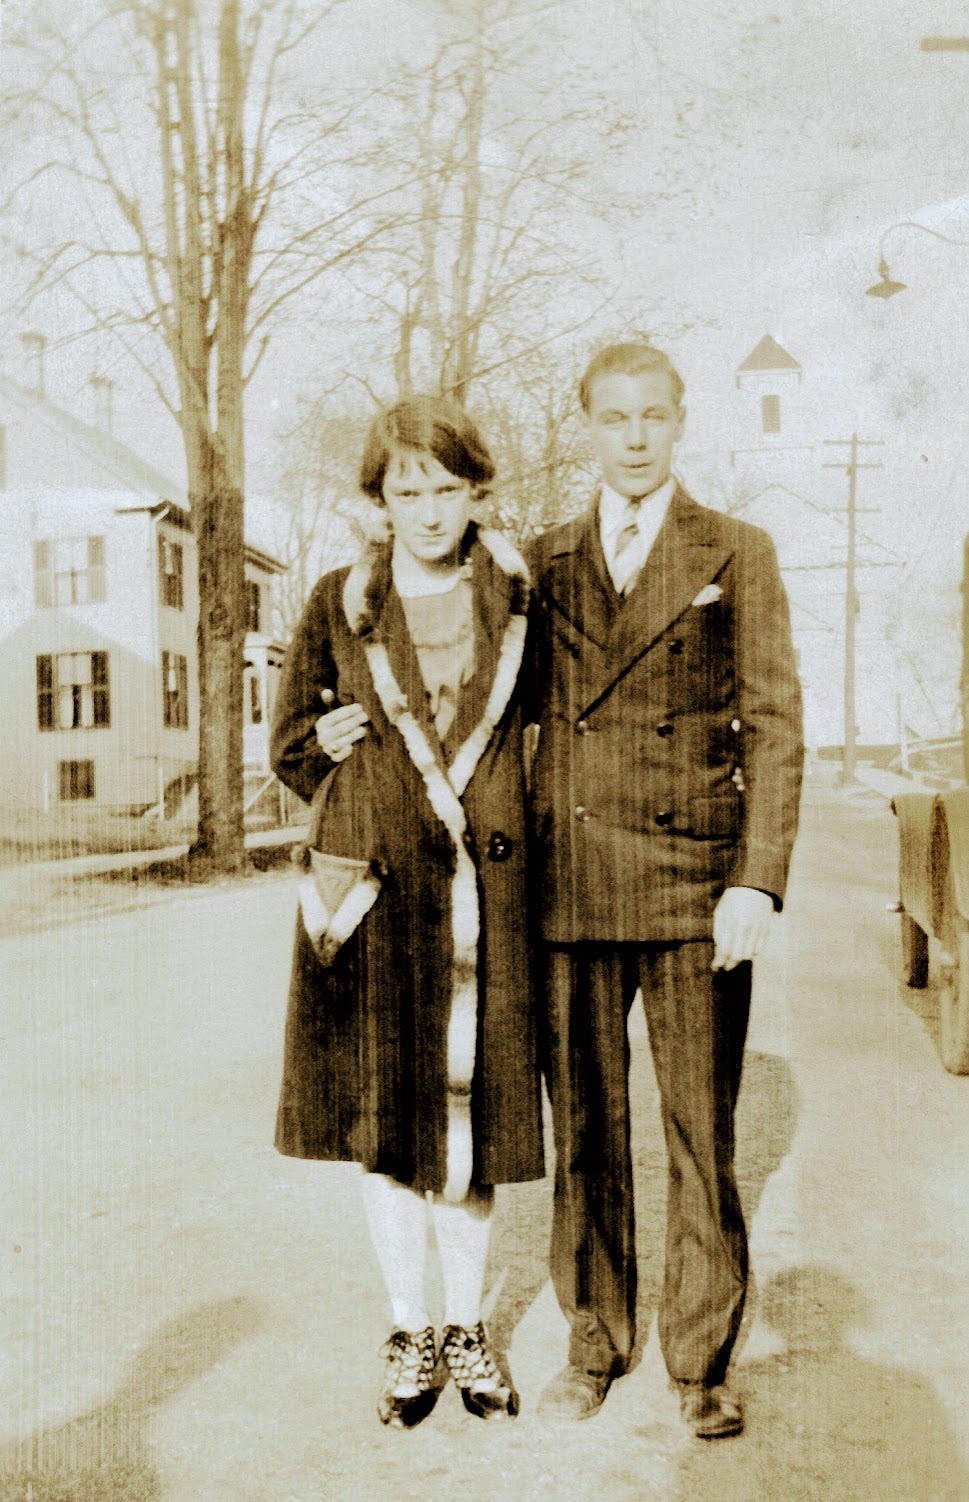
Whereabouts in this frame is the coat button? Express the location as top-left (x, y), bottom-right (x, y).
top-left (574, 805), bottom-right (590, 822)
top-left (487, 831), bottom-right (513, 862)
top-left (576, 718), bottom-right (591, 735)
top-left (669, 638), bottom-right (684, 655)
top-left (656, 721), bottom-right (674, 737)
top-left (655, 809), bottom-right (673, 827)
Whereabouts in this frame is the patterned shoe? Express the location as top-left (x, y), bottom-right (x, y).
top-left (377, 1326), bottom-right (439, 1430)
top-left (440, 1321), bottom-right (520, 1420)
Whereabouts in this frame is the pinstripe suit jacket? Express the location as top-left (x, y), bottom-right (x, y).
top-left (527, 485), bottom-right (804, 943)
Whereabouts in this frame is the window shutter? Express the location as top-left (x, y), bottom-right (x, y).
top-left (34, 541), bottom-right (53, 608)
top-left (91, 651), bottom-right (110, 727)
top-left (87, 536), bottom-right (106, 602)
top-left (37, 654), bottom-right (54, 729)
top-left (178, 655), bottom-right (188, 728)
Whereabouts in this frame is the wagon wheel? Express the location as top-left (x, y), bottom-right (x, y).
top-left (900, 911), bottom-right (929, 989)
top-left (938, 924), bottom-right (969, 1075)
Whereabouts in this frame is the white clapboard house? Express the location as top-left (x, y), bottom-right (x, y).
top-left (0, 357), bottom-right (285, 814)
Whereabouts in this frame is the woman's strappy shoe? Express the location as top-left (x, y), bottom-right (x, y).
top-left (377, 1326), bottom-right (439, 1429)
top-left (441, 1321), bottom-right (520, 1420)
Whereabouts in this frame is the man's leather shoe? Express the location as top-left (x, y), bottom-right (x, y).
top-left (537, 1365), bottom-right (611, 1421)
top-left (677, 1381), bottom-right (744, 1439)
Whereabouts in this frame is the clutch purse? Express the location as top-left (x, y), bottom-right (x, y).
top-left (297, 848), bottom-right (384, 966)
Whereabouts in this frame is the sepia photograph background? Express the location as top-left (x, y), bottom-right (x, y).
top-left (1, 2), bottom-right (968, 1498)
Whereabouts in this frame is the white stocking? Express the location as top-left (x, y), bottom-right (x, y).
top-left (360, 1171), bottom-right (430, 1333)
top-left (430, 1185), bottom-right (495, 1329)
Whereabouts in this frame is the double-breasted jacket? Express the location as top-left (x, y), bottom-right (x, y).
top-left (527, 486), bottom-right (805, 943)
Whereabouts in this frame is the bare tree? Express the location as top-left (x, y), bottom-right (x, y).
top-left (2, 0), bottom-right (404, 872)
top-left (347, 0), bottom-right (630, 408)
top-left (271, 403), bottom-right (366, 640)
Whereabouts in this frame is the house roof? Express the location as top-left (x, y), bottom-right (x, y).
top-left (1, 375), bottom-right (285, 571)
top-left (0, 374), bottom-right (184, 500)
top-left (736, 335), bottom-right (802, 374)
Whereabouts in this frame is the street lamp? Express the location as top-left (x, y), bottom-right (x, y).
top-left (865, 220), bottom-right (969, 298)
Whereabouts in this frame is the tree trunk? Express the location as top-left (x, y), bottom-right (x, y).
top-left (191, 432), bottom-right (246, 873)
top-left (189, 0), bottom-right (248, 875)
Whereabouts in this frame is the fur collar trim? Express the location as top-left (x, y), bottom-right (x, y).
top-left (342, 521), bottom-right (529, 1201)
top-left (342, 520), bottom-right (529, 639)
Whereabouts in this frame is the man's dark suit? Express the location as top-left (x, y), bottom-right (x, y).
top-left (528, 483), bottom-right (803, 1386)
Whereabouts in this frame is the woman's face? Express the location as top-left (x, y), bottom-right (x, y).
top-left (381, 449), bottom-right (474, 569)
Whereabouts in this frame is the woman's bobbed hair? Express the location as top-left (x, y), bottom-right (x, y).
top-left (359, 396), bottom-right (495, 502)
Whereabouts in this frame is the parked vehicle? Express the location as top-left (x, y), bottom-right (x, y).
top-left (893, 536), bottom-right (969, 1074)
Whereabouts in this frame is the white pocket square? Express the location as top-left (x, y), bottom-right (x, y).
top-left (692, 583), bottom-right (723, 607)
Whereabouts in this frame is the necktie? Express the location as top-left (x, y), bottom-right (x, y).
top-left (610, 507), bottom-right (643, 595)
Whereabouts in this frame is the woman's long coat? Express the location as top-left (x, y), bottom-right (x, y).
top-left (270, 525), bottom-right (544, 1196)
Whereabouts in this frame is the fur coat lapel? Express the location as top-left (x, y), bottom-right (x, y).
top-left (340, 522), bottom-right (530, 1201)
top-left (341, 522), bottom-right (530, 795)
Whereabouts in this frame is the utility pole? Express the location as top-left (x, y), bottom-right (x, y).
top-left (823, 436), bottom-right (885, 784)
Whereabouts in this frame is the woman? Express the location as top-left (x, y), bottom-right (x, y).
top-left (270, 396), bottom-right (543, 1429)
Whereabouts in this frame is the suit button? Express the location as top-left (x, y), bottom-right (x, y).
top-left (574, 805), bottom-right (590, 822)
top-left (576, 718), bottom-right (591, 735)
top-left (487, 831), bottom-right (513, 862)
top-left (656, 721), bottom-right (674, 737)
top-left (655, 809), bottom-right (673, 827)
top-left (669, 639), bottom-right (684, 655)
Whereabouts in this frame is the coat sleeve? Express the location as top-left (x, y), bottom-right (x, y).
top-left (270, 574), bottom-right (341, 804)
top-left (732, 525), bottom-right (805, 907)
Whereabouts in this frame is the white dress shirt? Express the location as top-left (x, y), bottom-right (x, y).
top-left (599, 475), bottom-right (677, 594)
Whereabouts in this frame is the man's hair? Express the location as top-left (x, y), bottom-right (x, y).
top-left (578, 343), bottom-right (685, 414)
top-left (359, 395), bottom-right (495, 502)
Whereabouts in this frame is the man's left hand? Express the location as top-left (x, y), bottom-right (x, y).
top-left (712, 887), bottom-right (774, 971)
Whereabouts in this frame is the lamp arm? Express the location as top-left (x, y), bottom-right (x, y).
top-left (879, 220), bottom-right (969, 258)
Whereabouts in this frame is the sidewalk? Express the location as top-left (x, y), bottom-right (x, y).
top-left (0, 823), bottom-right (306, 938)
top-left (2, 778), bottom-right (968, 1501)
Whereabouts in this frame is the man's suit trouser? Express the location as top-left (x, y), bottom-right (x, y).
top-left (543, 940), bottom-right (751, 1386)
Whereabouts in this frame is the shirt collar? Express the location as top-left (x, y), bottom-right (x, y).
top-left (599, 475), bottom-right (677, 538)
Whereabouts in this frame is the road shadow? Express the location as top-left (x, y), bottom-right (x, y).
top-left (484, 1107), bottom-right (555, 1376)
top-left (629, 1047), bottom-right (799, 1372)
top-left (0, 1294), bottom-right (260, 1502)
top-left (481, 1048), bottom-right (798, 1384)
top-left (673, 1264), bottom-right (969, 1502)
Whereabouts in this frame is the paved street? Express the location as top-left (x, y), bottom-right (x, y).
top-left (2, 774), bottom-right (969, 1501)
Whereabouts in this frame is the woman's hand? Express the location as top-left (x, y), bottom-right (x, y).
top-left (315, 695), bottom-right (369, 762)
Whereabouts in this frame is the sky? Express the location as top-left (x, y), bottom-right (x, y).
top-left (3, 0), bottom-right (967, 642)
top-left (6, 1), bottom-right (969, 461)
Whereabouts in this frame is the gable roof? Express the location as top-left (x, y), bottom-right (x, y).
top-left (0, 374), bottom-right (184, 501)
top-left (736, 334), bottom-right (801, 374)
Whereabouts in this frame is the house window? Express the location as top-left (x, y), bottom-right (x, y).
top-left (162, 651), bottom-right (189, 729)
top-left (761, 394), bottom-right (781, 434)
top-left (59, 759), bottom-right (95, 801)
top-left (244, 578), bottom-right (262, 633)
top-left (37, 652), bottom-right (110, 730)
top-left (34, 536), bottom-right (106, 607)
top-left (159, 536), bottom-right (184, 610)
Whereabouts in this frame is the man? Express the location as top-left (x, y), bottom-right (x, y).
top-left (527, 342), bottom-right (803, 1438)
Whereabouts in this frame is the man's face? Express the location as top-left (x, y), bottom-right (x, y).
top-left (584, 368), bottom-right (685, 500)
